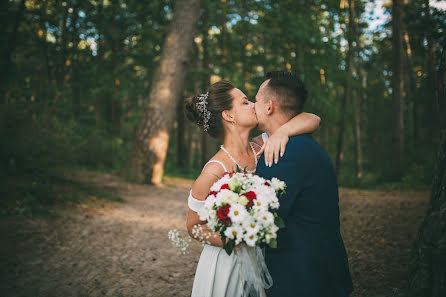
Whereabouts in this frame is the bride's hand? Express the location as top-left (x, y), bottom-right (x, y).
top-left (256, 126), bottom-right (289, 166)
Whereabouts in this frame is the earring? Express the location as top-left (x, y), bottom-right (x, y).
top-left (232, 120), bottom-right (237, 126)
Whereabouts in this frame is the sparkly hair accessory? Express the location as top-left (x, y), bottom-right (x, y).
top-left (196, 92), bottom-right (211, 131)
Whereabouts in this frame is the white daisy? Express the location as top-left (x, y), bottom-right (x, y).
top-left (228, 203), bottom-right (248, 223)
top-left (271, 177), bottom-right (286, 191)
top-left (244, 232), bottom-right (258, 247)
top-left (224, 225), bottom-right (243, 242)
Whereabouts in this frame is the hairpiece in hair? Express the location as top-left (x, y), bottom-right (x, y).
top-left (196, 92), bottom-right (211, 131)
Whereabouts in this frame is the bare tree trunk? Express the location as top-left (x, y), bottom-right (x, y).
top-left (121, 0), bottom-right (202, 184)
top-left (407, 130), bottom-right (446, 297)
top-left (391, 0), bottom-right (405, 179)
top-left (200, 3), bottom-right (210, 166)
top-left (177, 96), bottom-right (187, 168)
top-left (402, 23), bottom-right (417, 150)
top-left (39, 0), bottom-right (52, 86)
top-left (335, 0), bottom-right (354, 176)
top-left (219, 0), bottom-right (228, 78)
top-left (57, 2), bottom-right (69, 91)
top-left (1, 0), bottom-right (26, 103)
top-left (71, 4), bottom-right (81, 119)
top-left (424, 0), bottom-right (438, 115)
top-left (109, 0), bottom-right (121, 135)
top-left (354, 68), bottom-right (366, 179)
top-left (438, 48), bottom-right (446, 129)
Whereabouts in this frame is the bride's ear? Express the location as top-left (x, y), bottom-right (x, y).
top-left (221, 110), bottom-right (234, 124)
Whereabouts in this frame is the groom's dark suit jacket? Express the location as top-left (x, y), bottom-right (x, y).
top-left (257, 134), bottom-right (353, 297)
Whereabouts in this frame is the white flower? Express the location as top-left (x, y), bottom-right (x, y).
top-left (244, 232), bottom-right (258, 247)
top-left (265, 233), bottom-right (272, 243)
top-left (197, 207), bottom-right (208, 221)
top-left (210, 175), bottom-right (231, 192)
top-left (269, 196), bottom-right (280, 209)
top-left (204, 194), bottom-right (217, 209)
top-left (228, 203), bottom-right (248, 223)
top-left (257, 211), bottom-right (274, 226)
top-left (224, 226), bottom-right (243, 241)
top-left (237, 195), bottom-right (249, 206)
top-left (252, 199), bottom-right (268, 212)
top-left (228, 177), bottom-right (242, 192)
top-left (243, 218), bottom-right (260, 235)
top-left (216, 189), bottom-right (239, 205)
top-left (271, 177), bottom-right (286, 192)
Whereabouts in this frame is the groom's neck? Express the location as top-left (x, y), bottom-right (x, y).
top-left (266, 113), bottom-right (291, 136)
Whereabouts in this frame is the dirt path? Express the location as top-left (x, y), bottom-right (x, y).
top-left (0, 172), bottom-right (429, 297)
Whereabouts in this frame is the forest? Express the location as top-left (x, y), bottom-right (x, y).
top-left (2, 0), bottom-right (445, 209)
top-left (0, 0), bottom-right (445, 296)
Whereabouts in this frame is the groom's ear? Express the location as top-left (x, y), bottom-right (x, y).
top-left (266, 100), bottom-right (274, 115)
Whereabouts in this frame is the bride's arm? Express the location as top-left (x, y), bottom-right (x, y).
top-left (254, 112), bottom-right (321, 166)
top-left (186, 164), bottom-right (227, 247)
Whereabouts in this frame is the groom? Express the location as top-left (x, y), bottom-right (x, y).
top-left (254, 71), bottom-right (354, 297)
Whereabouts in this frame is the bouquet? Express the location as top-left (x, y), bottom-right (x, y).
top-left (196, 171), bottom-right (286, 256)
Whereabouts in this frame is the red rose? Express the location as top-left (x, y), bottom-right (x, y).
top-left (207, 191), bottom-right (218, 197)
top-left (242, 191), bottom-right (256, 201)
top-left (264, 181), bottom-right (270, 186)
top-left (220, 184), bottom-right (230, 190)
top-left (242, 191), bottom-right (256, 208)
top-left (223, 172), bottom-right (233, 177)
top-left (216, 204), bottom-right (231, 226)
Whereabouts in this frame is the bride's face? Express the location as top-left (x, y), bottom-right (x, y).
top-left (228, 88), bottom-right (258, 129)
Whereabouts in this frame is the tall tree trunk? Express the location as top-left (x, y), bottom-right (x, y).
top-left (109, 0), bottom-right (121, 135)
top-left (354, 68), bottom-right (367, 179)
top-left (402, 23), bottom-right (417, 150)
top-left (219, 0), bottom-right (228, 78)
top-left (39, 0), bottom-right (52, 86)
top-left (177, 96), bottom-right (187, 168)
top-left (335, 0), bottom-right (354, 176)
top-left (407, 130), bottom-right (446, 297)
top-left (1, 0), bottom-right (26, 103)
top-left (424, 0), bottom-right (438, 115)
top-left (391, 0), bottom-right (405, 179)
top-left (200, 6), bottom-right (210, 166)
top-left (71, 4), bottom-right (81, 119)
top-left (438, 48), bottom-right (446, 129)
top-left (57, 2), bottom-right (69, 91)
top-left (94, 0), bottom-right (104, 130)
top-left (121, 0), bottom-right (202, 184)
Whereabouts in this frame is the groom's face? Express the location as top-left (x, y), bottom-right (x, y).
top-left (254, 80), bottom-right (271, 131)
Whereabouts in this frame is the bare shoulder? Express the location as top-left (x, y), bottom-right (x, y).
top-left (191, 161), bottom-right (225, 200)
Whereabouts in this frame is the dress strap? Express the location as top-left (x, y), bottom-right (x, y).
top-left (201, 160), bottom-right (228, 173)
top-left (261, 132), bottom-right (268, 144)
top-left (250, 141), bottom-right (262, 149)
top-left (188, 190), bottom-right (205, 213)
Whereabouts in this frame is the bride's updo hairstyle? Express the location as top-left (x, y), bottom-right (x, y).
top-left (184, 80), bottom-right (234, 139)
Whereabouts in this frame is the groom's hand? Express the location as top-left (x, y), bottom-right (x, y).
top-left (257, 127), bottom-right (289, 167)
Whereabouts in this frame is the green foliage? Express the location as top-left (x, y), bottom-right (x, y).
top-left (1, 0), bottom-right (443, 207)
top-left (0, 103), bottom-right (125, 216)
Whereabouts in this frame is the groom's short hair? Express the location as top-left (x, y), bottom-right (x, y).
top-left (265, 71), bottom-right (308, 116)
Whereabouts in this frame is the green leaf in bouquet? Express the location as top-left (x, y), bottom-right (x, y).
top-left (223, 239), bottom-right (235, 255)
top-left (268, 239), bottom-right (277, 249)
top-left (279, 187), bottom-right (287, 197)
top-left (275, 216), bottom-right (286, 228)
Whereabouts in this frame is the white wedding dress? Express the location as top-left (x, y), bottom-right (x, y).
top-left (189, 136), bottom-right (268, 297)
top-left (189, 159), bottom-right (245, 297)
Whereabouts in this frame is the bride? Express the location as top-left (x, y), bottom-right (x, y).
top-left (184, 79), bottom-right (320, 297)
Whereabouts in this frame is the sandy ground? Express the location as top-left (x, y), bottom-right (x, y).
top-left (0, 172), bottom-right (430, 297)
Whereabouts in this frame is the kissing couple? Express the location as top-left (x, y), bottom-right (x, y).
top-left (184, 71), bottom-right (354, 297)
